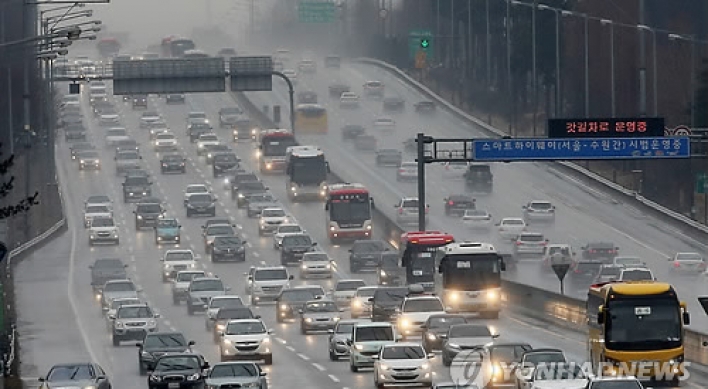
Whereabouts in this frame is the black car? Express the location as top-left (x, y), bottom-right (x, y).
top-left (65, 125), bottom-right (87, 141)
top-left (147, 353), bottom-right (209, 389)
top-left (444, 194), bottom-right (476, 216)
top-left (349, 239), bottom-right (389, 273)
top-left (219, 107), bottom-right (242, 128)
top-left (115, 139), bottom-right (140, 154)
top-left (414, 101), bottom-right (436, 113)
top-left (383, 96), bottom-right (405, 111)
top-left (165, 94), bottom-right (185, 104)
top-left (280, 233), bottom-right (315, 265)
top-left (136, 332), bottom-right (195, 374)
top-left (212, 153), bottom-right (240, 178)
top-left (161, 154), bottom-right (187, 174)
top-left (377, 252), bottom-right (404, 286)
top-left (71, 142), bottom-right (95, 160)
top-left (132, 95), bottom-right (148, 109)
top-left (186, 193), bottom-right (217, 217)
top-left (90, 258), bottom-right (128, 291)
top-left (122, 175), bottom-right (152, 203)
top-left (421, 314), bottom-right (467, 352)
top-left (275, 289), bottom-right (317, 322)
top-left (205, 145), bottom-right (232, 164)
top-left (134, 198), bottom-right (164, 229)
top-left (188, 123), bottom-right (212, 142)
top-left (211, 236), bottom-right (247, 262)
top-left (465, 164), bottom-right (493, 193)
top-left (233, 181), bottom-right (268, 205)
top-left (581, 242), bottom-right (619, 262)
top-left (370, 287), bottom-right (407, 322)
top-left (569, 260), bottom-right (603, 281)
top-left (375, 149), bottom-right (402, 167)
top-left (226, 172), bottom-right (258, 190)
top-left (341, 124), bottom-right (365, 140)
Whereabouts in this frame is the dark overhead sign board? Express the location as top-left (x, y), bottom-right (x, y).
top-left (229, 56), bottom-right (273, 92)
top-left (547, 118), bottom-right (665, 138)
top-left (113, 58), bottom-right (226, 94)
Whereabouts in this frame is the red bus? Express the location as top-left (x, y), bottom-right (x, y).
top-left (400, 231), bottom-right (454, 290)
top-left (258, 129), bottom-right (298, 173)
top-left (325, 183), bottom-right (374, 242)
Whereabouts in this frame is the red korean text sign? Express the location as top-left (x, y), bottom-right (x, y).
top-left (547, 118), bottom-right (665, 138)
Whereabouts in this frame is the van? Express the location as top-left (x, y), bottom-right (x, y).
top-left (348, 322), bottom-right (398, 372)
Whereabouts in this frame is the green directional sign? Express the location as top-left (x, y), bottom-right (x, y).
top-left (697, 172), bottom-right (708, 194)
top-left (420, 38), bottom-right (430, 49)
top-left (298, 1), bottom-right (336, 23)
top-left (408, 30), bottom-right (434, 61)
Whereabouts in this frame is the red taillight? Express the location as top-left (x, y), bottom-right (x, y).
top-left (398, 208), bottom-right (403, 214)
top-left (515, 241), bottom-right (522, 246)
top-left (574, 269), bottom-right (581, 273)
top-left (674, 261), bottom-right (681, 268)
top-left (589, 250), bottom-right (596, 254)
top-left (541, 241), bottom-right (548, 246)
top-left (448, 201), bottom-right (454, 205)
top-left (425, 207), bottom-right (429, 214)
top-left (399, 169), bottom-right (405, 173)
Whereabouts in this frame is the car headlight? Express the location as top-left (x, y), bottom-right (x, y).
top-left (238, 193), bottom-right (245, 198)
top-left (399, 319), bottom-right (410, 328)
top-left (448, 291), bottom-right (460, 301)
top-left (487, 290), bottom-right (499, 301)
top-left (164, 264), bottom-right (170, 269)
top-left (222, 338), bottom-right (232, 345)
top-left (379, 364), bottom-right (390, 371)
top-left (149, 375), bottom-right (162, 382)
top-left (216, 324), bottom-right (226, 331)
top-left (333, 316), bottom-right (340, 321)
top-left (80, 160), bottom-right (86, 164)
top-left (137, 215), bottom-right (143, 220)
top-left (352, 300), bottom-right (362, 308)
top-left (190, 263), bottom-right (196, 268)
top-left (187, 373), bottom-right (200, 381)
top-left (141, 351), bottom-right (152, 358)
top-left (148, 320), bottom-right (156, 326)
top-left (448, 343), bottom-right (460, 349)
top-left (427, 333), bottom-right (437, 340)
top-left (325, 263), bottom-right (331, 269)
top-left (262, 337), bottom-right (270, 343)
top-left (421, 363), bottom-right (430, 370)
top-left (266, 163), bottom-right (272, 169)
top-left (380, 270), bottom-right (387, 277)
top-left (354, 344), bottom-right (364, 351)
top-left (115, 321), bottom-right (124, 328)
top-left (162, 163), bottom-right (167, 167)
top-left (305, 318), bottom-right (313, 323)
top-left (301, 263), bottom-right (307, 270)
top-left (280, 304), bottom-right (289, 311)
top-left (291, 186), bottom-right (296, 192)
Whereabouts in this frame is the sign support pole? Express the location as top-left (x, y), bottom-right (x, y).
top-left (417, 132), bottom-right (426, 231)
top-left (271, 71), bottom-right (296, 134)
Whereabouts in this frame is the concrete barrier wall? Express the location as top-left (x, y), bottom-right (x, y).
top-left (231, 90), bottom-right (708, 366)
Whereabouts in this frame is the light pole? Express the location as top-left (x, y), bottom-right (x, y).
top-left (638, 25), bottom-right (658, 116)
top-left (537, 4), bottom-right (561, 117)
top-left (505, 0), bottom-right (512, 132)
top-left (510, 0), bottom-right (537, 133)
top-left (583, 13), bottom-right (589, 117)
top-left (600, 19), bottom-right (615, 117)
top-left (485, 0), bottom-right (490, 87)
top-left (669, 33), bottom-right (695, 129)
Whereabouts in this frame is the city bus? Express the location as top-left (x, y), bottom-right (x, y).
top-left (325, 183), bottom-right (375, 243)
top-left (438, 242), bottom-right (505, 318)
top-left (400, 231), bottom-right (454, 291)
top-left (170, 38), bottom-right (196, 57)
top-left (257, 129), bottom-right (298, 173)
top-left (285, 145), bottom-right (328, 202)
top-left (294, 104), bottom-right (327, 134)
top-left (587, 281), bottom-right (690, 382)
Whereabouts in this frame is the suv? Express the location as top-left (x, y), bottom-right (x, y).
top-left (363, 80), bottom-right (384, 97)
top-left (136, 331), bottom-right (194, 374)
top-left (569, 260), bottom-right (602, 282)
top-left (397, 295), bottom-right (446, 339)
top-left (395, 197), bottom-right (428, 226)
top-left (377, 252), bottom-right (404, 286)
top-left (349, 322), bottom-right (398, 372)
top-left (147, 353), bottom-right (209, 389)
top-left (374, 344), bottom-right (433, 388)
top-left (161, 250), bottom-right (198, 282)
top-left (280, 233), bottom-right (315, 265)
top-left (154, 218), bottom-right (181, 244)
top-left (203, 223), bottom-right (236, 253)
top-left (581, 242), bottom-right (619, 262)
top-left (299, 251), bottom-right (333, 278)
top-left (542, 244), bottom-right (576, 271)
top-left (330, 279), bottom-right (366, 307)
top-left (134, 198), bottom-right (163, 229)
top-left (371, 287), bottom-right (408, 322)
top-left (245, 266), bottom-right (293, 305)
top-left (88, 216), bottom-right (119, 245)
top-left (349, 240), bottom-right (389, 273)
top-left (219, 107), bottom-right (242, 128)
top-left (443, 194), bottom-right (476, 216)
top-left (464, 164), bottom-right (493, 193)
top-left (99, 279), bottom-right (139, 312)
top-left (122, 174), bottom-right (152, 203)
top-left (186, 193), bottom-right (217, 217)
top-left (218, 319), bottom-right (273, 364)
top-left (618, 267), bottom-right (655, 281)
top-left (233, 181), bottom-right (269, 205)
top-left (110, 304), bottom-right (159, 346)
top-left (211, 236), bottom-right (247, 262)
top-left (131, 95), bottom-right (148, 109)
top-left (204, 296), bottom-right (245, 331)
top-left (171, 270), bottom-right (207, 304)
top-left (211, 307), bottom-right (258, 342)
top-left (187, 277), bottom-right (230, 315)
top-left (514, 348), bottom-right (567, 389)
top-left (513, 232), bottom-right (548, 256)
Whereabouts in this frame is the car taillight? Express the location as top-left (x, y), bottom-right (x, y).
top-left (448, 201), bottom-right (454, 205)
top-left (398, 208), bottom-right (403, 214)
top-left (574, 269), bottom-right (581, 273)
top-left (425, 207), bottom-right (429, 214)
top-left (608, 250), bottom-right (616, 254)
top-left (399, 169), bottom-right (405, 173)
top-left (516, 241), bottom-right (522, 246)
top-left (589, 250), bottom-right (596, 254)
top-left (541, 241), bottom-right (548, 246)
top-left (549, 209), bottom-right (555, 213)
top-left (674, 261), bottom-right (681, 268)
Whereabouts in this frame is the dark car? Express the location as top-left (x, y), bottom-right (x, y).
top-left (341, 124), bottom-right (365, 140)
top-left (297, 91), bottom-right (318, 104)
top-left (371, 287), bottom-right (407, 322)
top-left (217, 48), bottom-right (237, 57)
top-left (165, 93), bottom-right (185, 104)
top-left (465, 164), bottom-right (493, 193)
top-left (71, 142), bottom-right (95, 160)
top-left (136, 332), bottom-right (195, 374)
top-left (77, 150), bottom-right (101, 170)
top-left (375, 149), bottom-right (402, 167)
top-left (383, 96), bottom-right (405, 111)
top-left (444, 194), bottom-right (476, 216)
top-left (211, 307), bottom-right (258, 342)
top-left (280, 233), bottom-right (315, 265)
top-left (160, 153), bottom-right (187, 174)
top-left (212, 153), bottom-right (240, 178)
top-left (211, 236), bottom-right (247, 262)
top-left (219, 107), bottom-right (243, 128)
top-left (134, 199), bottom-right (164, 229)
top-left (414, 101), bottom-right (436, 113)
top-left (65, 125), bottom-right (87, 141)
top-left (485, 342), bottom-right (533, 384)
top-left (233, 180), bottom-right (268, 205)
top-left (275, 288), bottom-right (317, 322)
top-left (349, 239), bottom-right (389, 273)
top-left (581, 242), bottom-right (619, 262)
top-left (188, 122), bottom-right (213, 142)
top-left (225, 172), bottom-right (258, 191)
top-left (147, 353), bottom-right (209, 389)
top-left (186, 193), bottom-right (217, 217)
top-left (377, 252), bottom-right (404, 286)
top-left (39, 363), bottom-right (112, 389)
top-left (122, 175), bottom-right (152, 203)
top-left (329, 83), bottom-right (350, 97)
top-left (205, 144), bottom-right (232, 164)
top-left (421, 314), bottom-right (467, 352)
top-left (89, 258), bottom-right (128, 291)
top-left (115, 138), bottom-right (140, 154)
top-left (232, 118), bottom-right (256, 141)
top-left (569, 260), bottom-right (603, 281)
top-left (132, 95), bottom-right (148, 109)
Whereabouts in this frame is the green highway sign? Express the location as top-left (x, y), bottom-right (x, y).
top-left (298, 1), bottom-right (336, 23)
top-left (408, 30), bottom-right (434, 61)
top-left (697, 172), bottom-right (708, 194)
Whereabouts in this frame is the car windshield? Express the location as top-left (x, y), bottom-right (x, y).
top-left (144, 333), bottom-right (187, 349)
top-left (520, 234), bottom-right (544, 242)
top-left (221, 107), bottom-right (242, 115)
top-left (79, 151), bottom-right (99, 158)
top-left (187, 186), bottom-right (208, 194)
top-left (262, 209), bottom-right (286, 217)
top-left (48, 365), bottom-right (93, 381)
top-left (355, 326), bottom-right (393, 341)
top-left (282, 235), bottom-right (312, 246)
top-left (599, 266), bottom-right (621, 276)
top-left (110, 299), bottom-right (140, 309)
top-left (676, 253), bottom-right (703, 261)
top-left (336, 323), bottom-right (356, 334)
top-left (621, 270), bottom-right (653, 281)
top-left (124, 177), bottom-right (149, 186)
top-left (304, 253), bottom-right (329, 262)
top-left (449, 325), bottom-right (491, 338)
top-left (189, 113), bottom-right (207, 120)
top-left (209, 363), bottom-right (259, 378)
top-left (117, 151), bottom-right (139, 160)
top-left (336, 280), bottom-right (366, 291)
top-left (176, 272), bottom-right (205, 282)
top-left (534, 364), bottom-right (585, 380)
top-left (575, 262), bottom-right (601, 272)
top-left (117, 306), bottom-right (153, 318)
top-left (217, 308), bottom-right (253, 320)
top-left (375, 288), bottom-right (407, 302)
top-left (254, 269), bottom-right (287, 281)
top-left (429, 316), bottom-right (467, 329)
top-left (214, 155), bottom-right (238, 163)
top-left (157, 219), bottom-right (179, 228)
top-left (304, 301), bottom-right (338, 312)
top-left (207, 226), bottom-right (234, 236)
top-left (163, 155), bottom-right (183, 162)
top-left (91, 218), bottom-right (114, 227)
top-left (524, 352), bottom-right (566, 365)
top-left (530, 202), bottom-right (553, 210)
top-left (401, 200), bottom-right (419, 208)
top-left (87, 195), bottom-right (110, 203)
top-left (107, 129), bottom-right (127, 136)
top-left (137, 204), bottom-right (161, 213)
top-left (278, 226), bottom-right (302, 235)
top-left (241, 182), bottom-right (266, 190)
top-left (200, 135), bottom-right (218, 142)
top-left (190, 194), bottom-right (212, 202)
top-left (94, 258), bottom-right (123, 269)
top-left (502, 219), bottom-right (524, 226)
top-left (226, 321), bottom-right (266, 335)
top-left (165, 252), bottom-right (193, 261)
top-left (155, 356), bottom-right (200, 371)
top-left (403, 299), bottom-right (443, 312)
top-left (280, 290), bottom-right (316, 302)
top-left (356, 288), bottom-right (377, 298)
top-left (191, 280), bottom-right (224, 291)
top-left (86, 205), bottom-right (110, 214)
top-left (214, 237), bottom-right (242, 246)
top-left (142, 111), bottom-right (159, 118)
top-left (104, 282), bottom-right (135, 292)
top-left (249, 195), bottom-right (275, 203)
top-left (211, 298), bottom-right (244, 309)
top-left (382, 346), bottom-right (425, 359)
top-left (156, 134), bottom-right (174, 140)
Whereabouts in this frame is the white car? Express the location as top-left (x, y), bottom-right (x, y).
top-left (84, 204), bottom-right (112, 228)
top-left (204, 295), bottom-right (245, 330)
top-left (330, 279), bottom-right (366, 306)
top-left (171, 270), bottom-right (208, 305)
top-left (272, 223), bottom-right (305, 249)
top-left (374, 343), bottom-right (433, 388)
top-left (443, 161), bottom-right (470, 179)
top-left (282, 69), bottom-right (297, 84)
top-left (522, 200), bottom-right (556, 222)
top-left (613, 256), bottom-right (645, 267)
top-left (669, 252), bottom-right (706, 274)
top-left (88, 216), bottom-right (119, 245)
top-left (396, 162), bottom-right (418, 182)
top-left (527, 362), bottom-right (588, 389)
top-left (187, 111), bottom-right (208, 123)
top-left (149, 121), bottom-right (169, 139)
top-left (350, 286), bottom-right (377, 319)
top-left (85, 195), bottom-right (112, 211)
top-left (618, 267), bottom-right (655, 281)
top-left (299, 251), bottom-right (333, 279)
top-left (497, 217), bottom-right (527, 240)
top-left (373, 117), bottom-right (395, 132)
top-left (99, 110), bottom-right (120, 126)
top-left (395, 197), bottom-right (428, 226)
top-left (339, 92), bottom-right (360, 108)
top-left (363, 80), bottom-right (384, 97)
top-left (462, 209), bottom-right (493, 230)
top-left (161, 249), bottom-right (199, 282)
top-left (218, 319), bottom-right (273, 364)
top-left (397, 295), bottom-right (446, 339)
top-left (197, 133), bottom-right (220, 155)
top-left (184, 184), bottom-right (211, 206)
top-left (105, 127), bottom-right (130, 147)
top-left (104, 297), bottom-right (141, 329)
top-left (258, 207), bottom-right (288, 236)
top-left (246, 266), bottom-right (293, 305)
top-left (154, 132), bottom-right (177, 151)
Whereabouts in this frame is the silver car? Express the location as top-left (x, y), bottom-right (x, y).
top-left (513, 232), bottom-right (548, 256)
top-left (39, 363), bottom-right (112, 389)
top-left (205, 362), bottom-right (269, 389)
top-left (669, 252), bottom-right (706, 274)
top-left (299, 251), bottom-right (333, 279)
top-left (171, 270), bottom-right (208, 304)
top-left (396, 162), bottom-right (418, 182)
top-left (328, 320), bottom-right (361, 361)
top-left (522, 200), bottom-right (556, 222)
top-left (110, 304), bottom-right (160, 346)
top-left (299, 299), bottom-right (342, 334)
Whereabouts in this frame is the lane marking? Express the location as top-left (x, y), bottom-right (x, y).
top-left (329, 375), bottom-right (340, 383)
top-left (275, 337), bottom-right (286, 344)
top-left (286, 345), bottom-right (296, 352)
top-left (297, 353), bottom-right (310, 361)
top-left (312, 362), bottom-right (325, 371)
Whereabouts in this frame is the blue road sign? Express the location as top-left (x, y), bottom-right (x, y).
top-left (473, 137), bottom-right (690, 161)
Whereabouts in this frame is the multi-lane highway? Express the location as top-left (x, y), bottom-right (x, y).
top-left (19, 60), bottom-right (702, 389)
top-left (239, 56), bottom-right (708, 329)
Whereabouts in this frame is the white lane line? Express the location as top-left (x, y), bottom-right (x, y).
top-left (164, 320), bottom-right (171, 327)
top-left (312, 362), bottom-right (325, 371)
top-left (247, 242), bottom-right (253, 248)
top-left (275, 337), bottom-right (286, 344)
top-left (225, 209), bottom-right (231, 214)
top-left (253, 252), bottom-right (259, 257)
top-left (297, 353), bottom-right (310, 361)
top-left (328, 375), bottom-right (340, 383)
top-left (169, 325), bottom-right (177, 331)
top-left (236, 224), bottom-right (243, 229)
top-left (260, 260), bottom-right (266, 265)
top-left (286, 345), bottom-right (296, 352)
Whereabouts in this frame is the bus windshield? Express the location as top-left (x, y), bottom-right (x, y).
top-left (439, 254), bottom-right (501, 290)
top-left (262, 136), bottom-right (297, 157)
top-left (330, 194), bottom-right (371, 222)
top-left (606, 296), bottom-right (682, 351)
top-left (290, 156), bottom-right (327, 184)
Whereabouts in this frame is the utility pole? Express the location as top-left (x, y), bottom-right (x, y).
top-left (416, 133), bottom-right (427, 232)
top-left (638, 0), bottom-right (647, 117)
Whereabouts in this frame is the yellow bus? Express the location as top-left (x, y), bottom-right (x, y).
top-left (294, 104), bottom-right (328, 134)
top-left (587, 281), bottom-right (690, 383)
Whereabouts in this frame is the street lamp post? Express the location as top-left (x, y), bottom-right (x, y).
top-left (583, 14), bottom-right (589, 117)
top-left (485, 0), bottom-right (490, 88)
top-left (505, 0), bottom-right (512, 133)
top-left (669, 34), bottom-right (696, 129)
top-left (638, 25), bottom-right (658, 116)
top-left (601, 19), bottom-right (616, 117)
top-left (537, 5), bottom-right (561, 117)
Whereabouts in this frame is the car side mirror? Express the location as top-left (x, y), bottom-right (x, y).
top-left (492, 334), bottom-right (500, 339)
top-left (154, 313), bottom-right (161, 318)
top-left (108, 314), bottom-right (116, 320)
top-left (368, 297), bottom-right (374, 302)
top-left (135, 342), bottom-right (143, 347)
top-left (188, 340), bottom-right (196, 346)
top-left (260, 371), bottom-right (267, 376)
top-left (340, 308), bottom-right (345, 312)
top-left (242, 240), bottom-right (247, 245)
top-left (522, 205), bottom-right (527, 209)
top-left (439, 333), bottom-right (448, 339)
top-left (225, 286), bottom-right (231, 291)
top-left (346, 339), bottom-right (352, 346)
top-left (298, 309), bottom-right (303, 314)
top-left (255, 315), bottom-right (262, 319)
top-left (683, 311), bottom-right (691, 325)
top-left (427, 354), bottom-right (435, 359)
top-left (289, 275), bottom-right (294, 280)
top-left (395, 333), bottom-right (403, 341)
top-left (327, 329), bottom-right (335, 334)
top-left (38, 377), bottom-right (46, 382)
top-left (267, 329), bottom-right (274, 335)
top-left (203, 362), bottom-right (210, 369)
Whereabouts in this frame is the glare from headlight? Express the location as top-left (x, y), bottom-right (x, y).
top-left (427, 333), bottom-right (437, 341)
top-left (305, 318), bottom-right (313, 323)
top-left (421, 363), bottom-right (430, 370)
top-left (487, 290), bottom-right (499, 301)
top-left (448, 291), bottom-right (460, 301)
top-left (280, 304), bottom-right (288, 311)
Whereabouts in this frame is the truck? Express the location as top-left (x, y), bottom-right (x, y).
top-left (285, 145), bottom-right (329, 202)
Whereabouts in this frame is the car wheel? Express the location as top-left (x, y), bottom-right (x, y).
top-left (112, 335), bottom-right (120, 347)
top-left (329, 350), bottom-right (338, 361)
top-left (350, 364), bottom-right (359, 372)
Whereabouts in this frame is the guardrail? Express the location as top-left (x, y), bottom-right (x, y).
top-left (233, 85), bottom-right (708, 366)
top-left (351, 57), bottom-right (708, 236)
